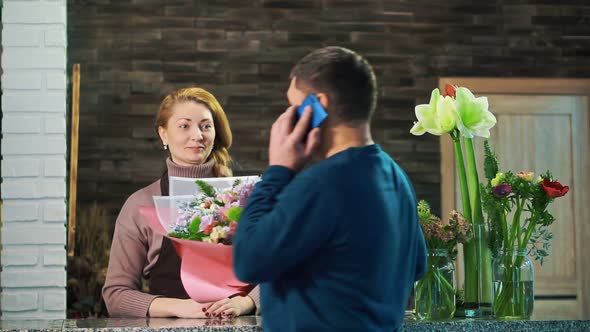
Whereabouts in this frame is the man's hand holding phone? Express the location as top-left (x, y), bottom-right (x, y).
top-left (295, 94), bottom-right (328, 130)
top-left (268, 95), bottom-right (326, 172)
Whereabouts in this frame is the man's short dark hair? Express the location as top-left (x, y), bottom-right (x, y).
top-left (290, 46), bottom-right (377, 123)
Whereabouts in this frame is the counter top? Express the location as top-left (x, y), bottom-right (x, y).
top-left (2, 317), bottom-right (589, 332)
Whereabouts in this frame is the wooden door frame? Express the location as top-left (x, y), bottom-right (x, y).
top-left (439, 77), bottom-right (590, 319)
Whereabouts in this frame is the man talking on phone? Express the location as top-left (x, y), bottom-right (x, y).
top-left (233, 46), bottom-right (427, 332)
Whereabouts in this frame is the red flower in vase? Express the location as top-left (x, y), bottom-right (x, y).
top-left (542, 179), bottom-right (569, 198)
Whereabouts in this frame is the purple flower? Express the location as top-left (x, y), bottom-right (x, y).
top-left (492, 184), bottom-right (512, 198)
top-left (198, 214), bottom-right (215, 232)
top-left (236, 182), bottom-right (256, 207)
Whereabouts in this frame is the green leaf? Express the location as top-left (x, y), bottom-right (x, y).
top-left (227, 207), bottom-right (243, 222)
top-left (483, 140), bottom-right (499, 182)
top-left (188, 216), bottom-right (201, 234)
top-left (188, 233), bottom-right (205, 241)
top-left (168, 231), bottom-right (190, 239)
top-left (233, 179), bottom-right (242, 188)
top-left (417, 200), bottom-right (432, 221)
top-left (195, 180), bottom-right (217, 197)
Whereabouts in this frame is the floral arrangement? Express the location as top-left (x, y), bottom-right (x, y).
top-left (417, 200), bottom-right (472, 259)
top-left (141, 176), bottom-right (259, 303)
top-left (414, 200), bottom-right (472, 320)
top-left (410, 83), bottom-right (496, 314)
top-left (480, 141), bottom-right (569, 318)
top-left (481, 140), bottom-right (570, 264)
top-left (168, 179), bottom-right (256, 245)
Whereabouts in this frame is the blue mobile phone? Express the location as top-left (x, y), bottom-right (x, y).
top-left (296, 94), bottom-right (328, 128)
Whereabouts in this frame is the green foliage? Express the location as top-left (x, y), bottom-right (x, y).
top-left (168, 230), bottom-right (204, 241)
top-left (227, 207), bottom-right (243, 222)
top-left (195, 180), bottom-right (216, 197)
top-left (168, 231), bottom-right (188, 239)
top-left (529, 226), bottom-right (552, 265)
top-left (483, 140), bottom-right (499, 182)
top-left (481, 146), bottom-right (564, 265)
top-left (417, 200), bottom-right (433, 221)
top-left (188, 216), bottom-right (201, 234)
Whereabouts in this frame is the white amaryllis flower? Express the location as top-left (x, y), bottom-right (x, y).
top-left (454, 87), bottom-right (497, 138)
top-left (410, 88), bottom-right (458, 136)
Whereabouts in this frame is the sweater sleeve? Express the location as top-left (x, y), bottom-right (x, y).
top-left (247, 285), bottom-right (262, 315)
top-left (102, 197), bottom-right (160, 317)
top-left (233, 165), bottom-right (335, 283)
top-left (414, 222), bottom-right (427, 281)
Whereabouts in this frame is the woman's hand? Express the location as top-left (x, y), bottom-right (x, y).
top-left (204, 296), bottom-right (255, 318)
top-left (148, 298), bottom-right (208, 318)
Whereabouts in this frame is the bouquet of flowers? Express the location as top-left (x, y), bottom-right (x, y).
top-left (481, 141), bottom-right (569, 318)
top-left (140, 176), bottom-right (259, 303)
top-left (166, 179), bottom-right (256, 244)
top-left (414, 200), bottom-right (472, 320)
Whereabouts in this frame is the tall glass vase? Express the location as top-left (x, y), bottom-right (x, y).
top-left (463, 224), bottom-right (493, 318)
top-left (492, 248), bottom-right (534, 319)
top-left (415, 249), bottom-right (456, 320)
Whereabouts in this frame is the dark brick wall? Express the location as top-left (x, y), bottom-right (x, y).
top-left (68, 0), bottom-right (590, 221)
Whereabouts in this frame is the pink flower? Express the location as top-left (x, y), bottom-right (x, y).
top-left (517, 171), bottom-right (535, 182)
top-left (198, 214), bottom-right (214, 232)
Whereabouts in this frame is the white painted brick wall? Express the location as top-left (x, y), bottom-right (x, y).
top-left (43, 248), bottom-right (67, 266)
top-left (44, 159), bottom-right (67, 177)
top-left (2, 292), bottom-right (39, 312)
top-left (43, 201), bottom-right (67, 222)
top-left (1, 158), bottom-right (41, 177)
top-left (1, 72), bottom-right (43, 90)
top-left (42, 290), bottom-right (67, 311)
top-left (2, 116), bottom-right (42, 133)
top-left (44, 116), bottom-right (67, 134)
top-left (1, 201), bottom-right (40, 222)
top-left (1, 0), bottom-right (68, 319)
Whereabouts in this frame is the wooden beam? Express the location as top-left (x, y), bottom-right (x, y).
top-left (67, 64), bottom-right (80, 257)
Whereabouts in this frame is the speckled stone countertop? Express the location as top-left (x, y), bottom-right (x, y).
top-left (1, 317), bottom-right (589, 332)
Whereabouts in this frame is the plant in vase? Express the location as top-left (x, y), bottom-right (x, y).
top-left (481, 141), bottom-right (569, 319)
top-left (414, 200), bottom-right (472, 320)
top-left (410, 84), bottom-right (497, 317)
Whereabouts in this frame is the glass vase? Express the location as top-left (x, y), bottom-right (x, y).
top-left (415, 249), bottom-right (456, 320)
top-left (492, 248), bottom-right (535, 320)
top-left (463, 224), bottom-right (494, 318)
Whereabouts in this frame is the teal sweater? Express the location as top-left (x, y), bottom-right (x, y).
top-left (234, 144), bottom-right (427, 332)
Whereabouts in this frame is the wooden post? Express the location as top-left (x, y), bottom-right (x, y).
top-left (67, 64), bottom-right (81, 257)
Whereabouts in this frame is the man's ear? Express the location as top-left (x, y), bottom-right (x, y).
top-left (158, 126), bottom-right (168, 145)
top-left (316, 93), bottom-right (329, 110)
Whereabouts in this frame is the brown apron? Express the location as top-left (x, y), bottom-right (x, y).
top-left (147, 170), bottom-right (190, 299)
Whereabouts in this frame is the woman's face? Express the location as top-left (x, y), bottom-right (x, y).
top-left (158, 101), bottom-right (216, 167)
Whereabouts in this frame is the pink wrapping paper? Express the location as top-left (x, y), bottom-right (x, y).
top-left (140, 206), bottom-right (255, 303)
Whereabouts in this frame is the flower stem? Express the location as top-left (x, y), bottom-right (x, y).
top-left (463, 137), bottom-right (493, 309)
top-left (464, 138), bottom-right (484, 226)
top-left (451, 131), bottom-right (472, 223)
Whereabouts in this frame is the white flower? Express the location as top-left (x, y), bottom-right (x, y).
top-left (410, 88), bottom-right (458, 136)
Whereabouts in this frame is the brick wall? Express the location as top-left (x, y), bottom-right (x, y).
top-left (1, 0), bottom-right (68, 319)
top-left (68, 1), bottom-right (590, 220)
